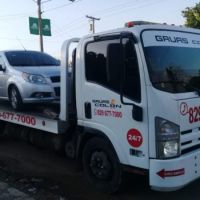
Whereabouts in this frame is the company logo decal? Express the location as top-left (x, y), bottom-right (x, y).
top-left (155, 35), bottom-right (188, 44)
top-left (92, 99), bottom-right (122, 109)
top-left (180, 102), bottom-right (200, 124)
top-left (155, 35), bottom-right (200, 46)
top-left (93, 99), bottom-right (123, 118)
top-left (127, 129), bottom-right (143, 148)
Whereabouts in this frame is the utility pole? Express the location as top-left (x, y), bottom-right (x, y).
top-left (37, 0), bottom-right (43, 52)
top-left (34, 0), bottom-right (76, 52)
top-left (86, 15), bottom-right (100, 34)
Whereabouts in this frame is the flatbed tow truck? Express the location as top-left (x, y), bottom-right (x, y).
top-left (1, 21), bottom-right (200, 193)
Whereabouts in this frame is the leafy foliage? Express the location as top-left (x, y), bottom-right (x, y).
top-left (182, 3), bottom-right (200, 28)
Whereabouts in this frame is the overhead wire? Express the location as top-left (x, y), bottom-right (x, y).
top-left (91, 0), bottom-right (140, 15)
top-left (36, 0), bottom-right (84, 35)
top-left (99, 0), bottom-right (166, 18)
top-left (58, 0), bottom-right (135, 28)
top-left (0, 13), bottom-right (33, 21)
top-left (0, 36), bottom-right (63, 43)
top-left (53, 16), bottom-right (85, 36)
top-left (53, 0), bottom-right (140, 36)
top-left (0, 0), bottom-right (82, 52)
top-left (0, 0), bottom-right (171, 48)
top-left (43, 0), bottom-right (82, 13)
top-left (0, 0), bottom-right (79, 20)
top-left (54, 21), bottom-right (87, 37)
top-left (0, 0), bottom-right (37, 20)
top-left (53, 0), bottom-right (157, 37)
top-left (57, 0), bottom-right (167, 37)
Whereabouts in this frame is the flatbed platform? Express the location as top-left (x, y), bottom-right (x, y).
top-left (0, 100), bottom-right (67, 134)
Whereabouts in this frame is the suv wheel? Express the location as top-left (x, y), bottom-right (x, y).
top-left (9, 86), bottom-right (23, 110)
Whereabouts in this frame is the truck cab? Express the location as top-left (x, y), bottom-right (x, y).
top-left (60, 22), bottom-right (200, 192)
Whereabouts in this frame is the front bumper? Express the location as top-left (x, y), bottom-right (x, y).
top-left (17, 81), bottom-right (60, 103)
top-left (23, 97), bottom-right (59, 103)
top-left (150, 150), bottom-right (200, 191)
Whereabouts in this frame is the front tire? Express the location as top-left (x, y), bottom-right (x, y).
top-left (9, 86), bottom-right (23, 110)
top-left (82, 137), bottom-right (122, 194)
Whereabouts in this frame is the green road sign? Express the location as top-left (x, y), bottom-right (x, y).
top-left (29, 17), bottom-right (39, 35)
top-left (29, 17), bottom-right (51, 36)
top-left (42, 18), bottom-right (51, 36)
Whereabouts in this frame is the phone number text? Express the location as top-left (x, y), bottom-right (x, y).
top-left (0, 112), bottom-right (36, 126)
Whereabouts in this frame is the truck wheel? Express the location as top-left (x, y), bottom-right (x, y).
top-left (19, 127), bottom-right (30, 142)
top-left (0, 121), bottom-right (5, 135)
top-left (9, 86), bottom-right (23, 110)
top-left (82, 137), bottom-right (122, 194)
top-left (51, 135), bottom-right (64, 153)
top-left (65, 141), bottom-right (76, 159)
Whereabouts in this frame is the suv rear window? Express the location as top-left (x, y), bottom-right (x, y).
top-left (5, 51), bottom-right (59, 67)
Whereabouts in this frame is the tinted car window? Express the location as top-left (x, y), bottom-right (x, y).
top-left (144, 46), bottom-right (200, 93)
top-left (5, 51), bottom-right (59, 67)
top-left (85, 37), bottom-right (141, 102)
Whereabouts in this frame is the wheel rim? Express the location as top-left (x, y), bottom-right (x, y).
top-left (10, 88), bottom-right (18, 108)
top-left (89, 151), bottom-right (112, 180)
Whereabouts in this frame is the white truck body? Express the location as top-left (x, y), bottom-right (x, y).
top-left (1, 22), bottom-right (200, 192)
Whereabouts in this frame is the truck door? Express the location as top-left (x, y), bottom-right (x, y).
top-left (78, 33), bottom-right (149, 169)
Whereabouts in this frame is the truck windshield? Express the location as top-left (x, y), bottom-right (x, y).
top-left (142, 30), bottom-right (200, 93)
top-left (5, 51), bottom-right (59, 67)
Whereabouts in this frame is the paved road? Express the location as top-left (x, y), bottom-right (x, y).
top-left (0, 138), bottom-right (199, 200)
top-left (0, 181), bottom-right (34, 200)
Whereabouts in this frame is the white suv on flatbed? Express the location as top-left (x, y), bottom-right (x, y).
top-left (0, 50), bottom-right (60, 110)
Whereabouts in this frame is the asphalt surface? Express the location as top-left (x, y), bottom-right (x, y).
top-left (0, 181), bottom-right (34, 200)
top-left (0, 137), bottom-right (199, 200)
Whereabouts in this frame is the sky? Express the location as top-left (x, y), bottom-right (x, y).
top-left (0, 0), bottom-right (199, 58)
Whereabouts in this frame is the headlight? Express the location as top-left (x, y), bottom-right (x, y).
top-left (22, 72), bottom-right (47, 84)
top-left (155, 117), bottom-right (180, 159)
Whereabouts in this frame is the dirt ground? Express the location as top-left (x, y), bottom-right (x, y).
top-left (0, 137), bottom-right (199, 200)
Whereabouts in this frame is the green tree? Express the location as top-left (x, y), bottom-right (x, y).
top-left (182, 2), bottom-right (200, 28)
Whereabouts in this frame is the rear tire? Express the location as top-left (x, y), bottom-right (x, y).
top-left (9, 86), bottom-right (23, 110)
top-left (0, 121), bottom-right (5, 135)
top-left (82, 137), bottom-right (122, 194)
top-left (65, 141), bottom-right (76, 158)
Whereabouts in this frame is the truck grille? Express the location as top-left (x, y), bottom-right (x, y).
top-left (54, 87), bottom-right (60, 97)
top-left (51, 76), bottom-right (60, 83)
top-left (181, 128), bottom-right (200, 154)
